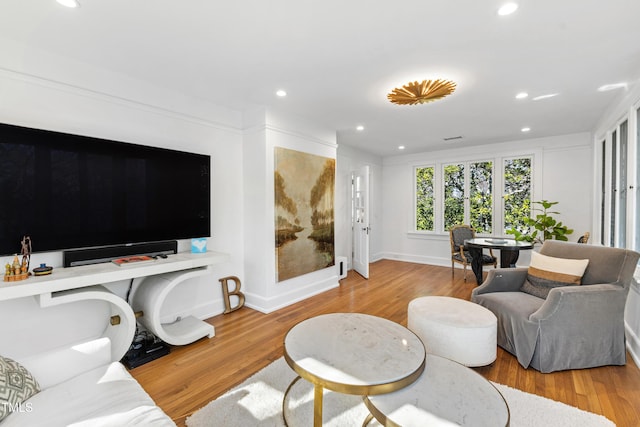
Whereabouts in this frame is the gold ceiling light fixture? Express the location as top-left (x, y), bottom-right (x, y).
top-left (387, 79), bottom-right (457, 105)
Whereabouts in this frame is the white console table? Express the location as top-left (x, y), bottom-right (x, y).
top-left (0, 251), bottom-right (229, 361)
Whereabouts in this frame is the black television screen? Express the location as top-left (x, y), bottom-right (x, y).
top-left (0, 122), bottom-right (210, 255)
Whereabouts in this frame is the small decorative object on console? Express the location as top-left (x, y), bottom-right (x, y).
top-left (191, 237), bottom-right (207, 253)
top-left (3, 236), bottom-right (32, 282)
top-left (111, 255), bottom-right (155, 267)
top-left (33, 264), bottom-right (53, 276)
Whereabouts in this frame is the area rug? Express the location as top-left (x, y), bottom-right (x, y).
top-left (186, 357), bottom-right (615, 427)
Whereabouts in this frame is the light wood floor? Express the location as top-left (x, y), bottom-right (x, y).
top-left (131, 260), bottom-right (640, 426)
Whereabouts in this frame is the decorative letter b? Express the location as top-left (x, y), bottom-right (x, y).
top-left (219, 276), bottom-right (245, 314)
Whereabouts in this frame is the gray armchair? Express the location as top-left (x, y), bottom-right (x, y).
top-left (471, 240), bottom-right (639, 373)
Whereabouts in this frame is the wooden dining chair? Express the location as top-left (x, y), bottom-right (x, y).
top-left (449, 225), bottom-right (497, 281)
top-left (577, 232), bottom-right (590, 244)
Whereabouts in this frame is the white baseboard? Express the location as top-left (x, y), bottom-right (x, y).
top-left (626, 321), bottom-right (640, 368)
top-left (244, 275), bottom-right (340, 314)
top-left (626, 275), bottom-right (640, 367)
top-left (377, 252), bottom-right (452, 267)
top-left (370, 252), bottom-right (385, 263)
top-left (157, 278), bottom-right (341, 319)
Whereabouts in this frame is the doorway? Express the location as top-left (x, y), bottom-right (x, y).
top-left (352, 165), bottom-right (370, 279)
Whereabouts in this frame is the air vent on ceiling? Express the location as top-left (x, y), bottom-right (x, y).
top-left (443, 135), bottom-right (463, 141)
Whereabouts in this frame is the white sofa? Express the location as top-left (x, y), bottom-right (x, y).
top-left (0, 295), bottom-right (175, 426)
top-left (2, 337), bottom-right (175, 426)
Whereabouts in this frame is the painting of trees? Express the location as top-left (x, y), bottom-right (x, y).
top-left (274, 147), bottom-right (335, 282)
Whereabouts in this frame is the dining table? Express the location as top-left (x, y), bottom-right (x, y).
top-left (464, 238), bottom-right (534, 285)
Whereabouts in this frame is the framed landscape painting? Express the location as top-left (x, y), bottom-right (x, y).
top-left (274, 147), bottom-right (335, 282)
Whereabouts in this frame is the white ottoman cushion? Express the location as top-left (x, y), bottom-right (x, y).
top-left (408, 296), bottom-right (497, 367)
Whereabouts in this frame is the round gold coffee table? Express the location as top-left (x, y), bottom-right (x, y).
top-left (364, 353), bottom-right (510, 426)
top-left (283, 313), bottom-right (426, 427)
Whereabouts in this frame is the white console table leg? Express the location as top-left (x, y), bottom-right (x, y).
top-left (37, 285), bottom-right (137, 362)
top-left (131, 268), bottom-right (215, 346)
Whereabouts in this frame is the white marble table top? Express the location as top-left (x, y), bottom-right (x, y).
top-left (365, 354), bottom-right (510, 426)
top-left (283, 313), bottom-right (425, 393)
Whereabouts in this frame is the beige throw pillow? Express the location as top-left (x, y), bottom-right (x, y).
top-left (521, 251), bottom-right (589, 299)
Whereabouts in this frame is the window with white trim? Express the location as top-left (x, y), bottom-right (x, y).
top-left (414, 156), bottom-right (532, 235)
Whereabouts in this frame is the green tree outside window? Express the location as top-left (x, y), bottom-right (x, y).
top-left (415, 166), bottom-right (434, 231)
top-left (470, 161), bottom-right (492, 234)
top-left (504, 158), bottom-right (531, 233)
top-left (414, 157), bottom-right (531, 235)
top-left (444, 164), bottom-right (465, 230)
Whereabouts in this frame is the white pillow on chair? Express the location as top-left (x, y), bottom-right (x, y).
top-left (521, 251), bottom-right (589, 299)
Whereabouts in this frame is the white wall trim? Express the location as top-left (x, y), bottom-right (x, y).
top-left (370, 252), bottom-right (385, 263)
top-left (625, 320), bottom-right (640, 369)
top-left (243, 276), bottom-right (340, 314)
top-left (0, 67), bottom-right (242, 134)
top-left (383, 134), bottom-right (588, 166)
top-left (264, 123), bottom-right (338, 148)
top-left (594, 82), bottom-right (640, 139)
top-left (626, 273), bottom-right (640, 367)
top-left (379, 252), bottom-right (452, 268)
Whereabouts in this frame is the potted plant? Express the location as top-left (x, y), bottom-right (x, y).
top-left (506, 200), bottom-right (573, 245)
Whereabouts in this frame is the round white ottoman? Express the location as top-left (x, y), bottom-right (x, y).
top-left (408, 296), bottom-right (497, 367)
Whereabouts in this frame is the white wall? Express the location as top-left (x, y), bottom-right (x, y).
top-left (0, 38), bottom-right (345, 334)
top-left (0, 65), bottom-right (245, 328)
top-left (242, 107), bottom-right (340, 313)
top-left (380, 133), bottom-right (593, 268)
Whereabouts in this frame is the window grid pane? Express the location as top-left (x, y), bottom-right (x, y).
top-left (415, 166), bottom-right (434, 231)
top-left (444, 164), bottom-right (465, 230)
top-left (610, 130), bottom-right (617, 246)
top-left (504, 158), bottom-right (531, 234)
top-left (469, 161), bottom-right (492, 234)
top-left (601, 140), bottom-right (606, 245)
top-left (619, 121), bottom-right (628, 247)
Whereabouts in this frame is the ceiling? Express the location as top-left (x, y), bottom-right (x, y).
top-left (1, 0), bottom-right (640, 157)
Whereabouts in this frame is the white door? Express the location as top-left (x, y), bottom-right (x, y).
top-left (352, 165), bottom-right (370, 279)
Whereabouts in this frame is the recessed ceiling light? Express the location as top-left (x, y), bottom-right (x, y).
top-left (498, 2), bottom-right (518, 16)
top-left (597, 83), bottom-right (627, 92)
top-left (56, 0), bottom-right (80, 8)
top-left (532, 93), bottom-right (558, 101)
top-left (521, 127), bottom-right (531, 132)
top-left (398, 145), bottom-right (405, 150)
top-left (276, 90), bottom-right (287, 97)
top-left (356, 125), bottom-right (364, 131)
top-left (515, 92), bottom-right (528, 99)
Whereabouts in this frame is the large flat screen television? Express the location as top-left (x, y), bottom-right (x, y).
top-left (0, 122), bottom-right (210, 256)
